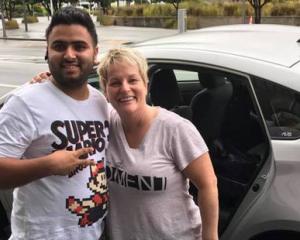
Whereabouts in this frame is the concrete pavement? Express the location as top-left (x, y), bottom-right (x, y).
top-left (0, 16), bottom-right (177, 48)
top-left (0, 16), bottom-right (178, 96)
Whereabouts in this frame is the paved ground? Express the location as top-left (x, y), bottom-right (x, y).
top-left (0, 16), bottom-right (178, 48)
top-left (0, 16), bottom-right (178, 97)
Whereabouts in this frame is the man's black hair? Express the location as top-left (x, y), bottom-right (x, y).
top-left (45, 6), bottom-right (98, 46)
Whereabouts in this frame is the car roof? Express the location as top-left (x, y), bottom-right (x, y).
top-left (133, 24), bottom-right (300, 68)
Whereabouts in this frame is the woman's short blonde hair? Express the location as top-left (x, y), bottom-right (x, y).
top-left (97, 48), bottom-right (149, 92)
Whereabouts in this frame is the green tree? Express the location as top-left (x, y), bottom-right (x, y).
top-left (3, 0), bottom-right (21, 20)
top-left (152, 0), bottom-right (180, 15)
top-left (35, 0), bottom-right (78, 15)
top-left (24, 0), bottom-right (40, 16)
top-left (247, 0), bottom-right (271, 23)
top-left (98, 0), bottom-right (112, 14)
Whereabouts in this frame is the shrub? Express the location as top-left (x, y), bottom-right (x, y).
top-left (33, 4), bottom-right (46, 16)
top-left (223, 3), bottom-right (239, 16)
top-left (182, 2), bottom-right (219, 16)
top-left (98, 15), bottom-right (115, 26)
top-left (124, 7), bottom-right (134, 16)
top-left (187, 16), bottom-right (199, 29)
top-left (107, 8), bottom-right (115, 15)
top-left (102, 0), bottom-right (300, 19)
top-left (262, 2), bottom-right (273, 16)
top-left (134, 6), bottom-right (144, 16)
top-left (162, 18), bottom-right (176, 29)
top-left (270, 3), bottom-right (296, 16)
top-left (143, 5), bottom-right (157, 17)
top-left (295, 3), bottom-right (300, 16)
top-left (114, 4), bottom-right (176, 17)
top-left (161, 4), bottom-right (176, 16)
top-left (201, 3), bottom-right (219, 16)
top-left (5, 19), bottom-right (19, 29)
top-left (22, 15), bottom-right (39, 23)
top-left (93, 11), bottom-right (100, 19)
top-left (182, 1), bottom-right (204, 16)
top-left (143, 4), bottom-right (175, 17)
top-left (114, 6), bottom-right (135, 16)
top-left (227, 2), bottom-right (253, 17)
top-left (114, 6), bottom-right (133, 16)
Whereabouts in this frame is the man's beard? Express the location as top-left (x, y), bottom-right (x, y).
top-left (52, 70), bottom-right (89, 90)
top-left (49, 60), bottom-right (93, 90)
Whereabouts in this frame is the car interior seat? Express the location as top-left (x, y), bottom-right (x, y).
top-left (190, 72), bottom-right (233, 152)
top-left (189, 71), bottom-right (234, 203)
top-left (149, 68), bottom-right (192, 121)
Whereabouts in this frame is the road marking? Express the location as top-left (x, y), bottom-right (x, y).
top-left (0, 55), bottom-right (45, 64)
top-left (0, 84), bottom-right (19, 88)
top-left (0, 55), bottom-right (43, 59)
top-left (0, 60), bottom-right (47, 66)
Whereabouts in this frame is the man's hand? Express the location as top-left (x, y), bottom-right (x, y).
top-left (48, 147), bottom-right (95, 176)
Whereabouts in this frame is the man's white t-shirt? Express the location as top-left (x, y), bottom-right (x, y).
top-left (0, 81), bottom-right (110, 240)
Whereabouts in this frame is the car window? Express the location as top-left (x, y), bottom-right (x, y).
top-left (252, 77), bottom-right (300, 140)
top-left (88, 74), bottom-right (100, 90)
top-left (87, 70), bottom-right (102, 92)
top-left (173, 70), bottom-right (199, 82)
top-left (147, 66), bottom-right (203, 106)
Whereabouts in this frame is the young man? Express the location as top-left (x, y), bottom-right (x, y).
top-left (0, 7), bottom-right (109, 239)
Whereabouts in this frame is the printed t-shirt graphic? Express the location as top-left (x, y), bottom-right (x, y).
top-left (51, 119), bottom-right (109, 227)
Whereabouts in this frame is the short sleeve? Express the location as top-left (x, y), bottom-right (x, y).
top-left (0, 95), bottom-right (37, 158)
top-left (171, 120), bottom-right (208, 171)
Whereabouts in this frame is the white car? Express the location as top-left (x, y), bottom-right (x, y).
top-left (130, 24), bottom-right (300, 240)
top-left (1, 24), bottom-right (300, 240)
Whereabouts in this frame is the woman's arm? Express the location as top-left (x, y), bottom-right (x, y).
top-left (183, 152), bottom-right (219, 240)
top-left (30, 71), bottom-right (51, 83)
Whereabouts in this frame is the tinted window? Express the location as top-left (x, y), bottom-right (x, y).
top-left (252, 77), bottom-right (300, 140)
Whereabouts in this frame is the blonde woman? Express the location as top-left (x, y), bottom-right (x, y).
top-left (99, 48), bottom-right (219, 240)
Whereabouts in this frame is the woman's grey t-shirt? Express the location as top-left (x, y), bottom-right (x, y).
top-left (106, 107), bottom-right (208, 240)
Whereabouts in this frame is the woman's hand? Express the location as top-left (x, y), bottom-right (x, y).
top-left (30, 71), bottom-right (52, 84)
